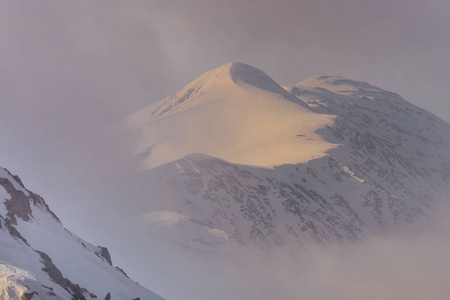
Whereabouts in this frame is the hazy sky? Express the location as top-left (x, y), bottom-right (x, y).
top-left (0, 1), bottom-right (449, 295)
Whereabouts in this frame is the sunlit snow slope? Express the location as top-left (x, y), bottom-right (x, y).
top-left (123, 62), bottom-right (337, 170)
top-left (0, 167), bottom-right (164, 300)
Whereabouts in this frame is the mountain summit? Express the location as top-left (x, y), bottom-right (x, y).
top-left (122, 62), bottom-right (336, 170)
top-left (116, 62), bottom-right (450, 253)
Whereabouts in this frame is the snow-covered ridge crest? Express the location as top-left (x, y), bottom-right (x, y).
top-left (125, 62), bottom-right (307, 125)
top-left (0, 166), bottom-right (164, 300)
top-left (122, 62), bottom-right (336, 171)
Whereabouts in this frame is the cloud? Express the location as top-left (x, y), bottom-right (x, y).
top-left (133, 225), bottom-right (450, 300)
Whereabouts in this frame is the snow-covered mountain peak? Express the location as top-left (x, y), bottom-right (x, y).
top-left (126, 62), bottom-right (307, 123)
top-left (117, 63), bottom-right (450, 257)
top-left (121, 63), bottom-right (336, 170)
top-left (180, 61), bottom-right (294, 97)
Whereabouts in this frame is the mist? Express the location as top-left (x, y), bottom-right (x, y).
top-left (123, 210), bottom-right (450, 300)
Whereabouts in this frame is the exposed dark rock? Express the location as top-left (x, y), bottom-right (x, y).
top-left (41, 285), bottom-right (53, 291)
top-left (81, 287), bottom-right (97, 298)
top-left (0, 177), bottom-right (33, 224)
top-left (96, 246), bottom-right (112, 265)
top-left (3, 217), bottom-right (30, 246)
top-left (0, 172), bottom-right (61, 224)
top-left (105, 292), bottom-right (111, 300)
top-left (21, 292), bottom-right (38, 300)
top-left (11, 174), bottom-right (26, 189)
top-left (36, 250), bottom-right (88, 300)
top-left (115, 266), bottom-right (130, 279)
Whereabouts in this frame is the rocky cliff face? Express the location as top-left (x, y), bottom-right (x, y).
top-left (0, 167), bottom-right (164, 300)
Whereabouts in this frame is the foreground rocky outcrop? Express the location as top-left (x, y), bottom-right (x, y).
top-left (0, 167), bottom-right (164, 300)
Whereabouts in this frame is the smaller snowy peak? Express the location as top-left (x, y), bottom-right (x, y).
top-left (295, 75), bottom-right (382, 93)
top-left (285, 75), bottom-right (415, 117)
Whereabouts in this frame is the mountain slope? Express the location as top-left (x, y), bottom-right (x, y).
top-left (120, 64), bottom-right (450, 253)
top-left (0, 167), bottom-right (164, 300)
top-left (288, 75), bottom-right (450, 222)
